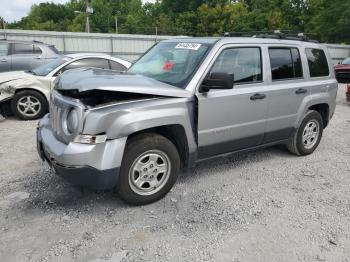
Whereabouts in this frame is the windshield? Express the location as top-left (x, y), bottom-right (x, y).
top-left (127, 41), bottom-right (212, 88)
top-left (32, 56), bottom-right (71, 76)
top-left (342, 58), bottom-right (350, 65)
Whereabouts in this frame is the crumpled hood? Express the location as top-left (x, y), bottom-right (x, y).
top-left (55, 68), bottom-right (192, 98)
top-left (0, 71), bottom-right (31, 84)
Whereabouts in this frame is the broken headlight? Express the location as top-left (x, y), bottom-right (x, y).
top-left (66, 108), bottom-right (79, 134)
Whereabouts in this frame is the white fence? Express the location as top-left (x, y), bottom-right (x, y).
top-left (1, 29), bottom-right (349, 63)
top-left (325, 44), bottom-right (350, 65)
top-left (0, 29), bottom-right (180, 61)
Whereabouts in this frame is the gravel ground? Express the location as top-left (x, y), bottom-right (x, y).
top-left (0, 85), bottom-right (349, 262)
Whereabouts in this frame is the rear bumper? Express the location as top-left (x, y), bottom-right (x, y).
top-left (37, 115), bottom-right (126, 190)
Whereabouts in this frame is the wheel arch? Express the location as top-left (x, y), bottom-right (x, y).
top-left (296, 93), bottom-right (331, 129)
top-left (14, 87), bottom-right (50, 107)
top-left (126, 124), bottom-right (191, 169)
top-left (308, 103), bottom-right (329, 128)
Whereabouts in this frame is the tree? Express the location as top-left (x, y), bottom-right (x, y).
top-left (9, 3), bottom-right (74, 31)
top-left (4, 0), bottom-right (350, 43)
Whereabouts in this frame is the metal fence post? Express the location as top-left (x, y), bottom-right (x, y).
top-left (110, 36), bottom-right (114, 55)
top-left (62, 34), bottom-right (66, 54)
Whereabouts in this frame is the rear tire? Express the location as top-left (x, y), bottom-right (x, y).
top-left (287, 110), bottom-right (323, 156)
top-left (117, 133), bottom-right (181, 205)
top-left (11, 90), bottom-right (48, 120)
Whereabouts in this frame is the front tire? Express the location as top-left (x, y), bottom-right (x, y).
top-left (117, 133), bottom-right (181, 205)
top-left (11, 90), bottom-right (48, 120)
top-left (287, 110), bottom-right (323, 156)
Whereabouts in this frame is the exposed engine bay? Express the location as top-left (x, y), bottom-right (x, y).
top-left (57, 89), bottom-right (160, 108)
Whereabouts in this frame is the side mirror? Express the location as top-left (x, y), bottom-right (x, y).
top-left (200, 72), bottom-right (234, 93)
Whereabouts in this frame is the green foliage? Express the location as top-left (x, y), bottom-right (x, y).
top-left (5, 0), bottom-right (350, 43)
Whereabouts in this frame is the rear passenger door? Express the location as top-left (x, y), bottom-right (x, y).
top-left (10, 43), bottom-right (40, 71)
top-left (263, 46), bottom-right (308, 143)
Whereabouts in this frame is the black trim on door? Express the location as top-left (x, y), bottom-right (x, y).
top-left (262, 127), bottom-right (294, 144)
top-left (198, 134), bottom-right (263, 159)
top-left (198, 127), bottom-right (294, 160)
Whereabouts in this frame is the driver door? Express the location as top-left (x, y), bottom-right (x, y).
top-left (197, 45), bottom-right (269, 159)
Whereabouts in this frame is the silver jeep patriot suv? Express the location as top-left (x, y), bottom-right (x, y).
top-left (37, 35), bottom-right (338, 205)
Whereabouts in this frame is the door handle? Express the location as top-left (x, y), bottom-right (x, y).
top-left (250, 93), bottom-right (266, 100)
top-left (1, 59), bottom-right (7, 62)
top-left (295, 88), bottom-right (307, 94)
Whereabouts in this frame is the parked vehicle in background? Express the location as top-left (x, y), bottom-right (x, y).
top-left (335, 57), bottom-right (350, 102)
top-left (0, 53), bottom-right (131, 120)
top-left (37, 35), bottom-right (339, 205)
top-left (0, 40), bottom-right (60, 73)
top-left (335, 58), bottom-right (350, 81)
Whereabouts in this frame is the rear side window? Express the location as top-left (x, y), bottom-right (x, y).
top-left (110, 60), bottom-right (127, 71)
top-left (269, 48), bottom-right (303, 80)
top-left (63, 58), bottom-right (110, 72)
top-left (0, 43), bottom-right (8, 56)
top-left (13, 43), bottom-right (35, 55)
top-left (211, 47), bottom-right (262, 84)
top-left (305, 48), bottom-right (330, 77)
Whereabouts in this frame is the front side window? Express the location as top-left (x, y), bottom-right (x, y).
top-left (0, 43), bottom-right (8, 56)
top-left (13, 43), bottom-right (35, 55)
top-left (211, 47), bottom-right (262, 84)
top-left (269, 47), bottom-right (303, 80)
top-left (128, 41), bottom-right (212, 88)
top-left (306, 48), bottom-right (330, 77)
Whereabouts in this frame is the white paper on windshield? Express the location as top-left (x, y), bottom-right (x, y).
top-left (175, 43), bottom-right (202, 50)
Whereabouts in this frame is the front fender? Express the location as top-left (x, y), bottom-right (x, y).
top-left (83, 97), bottom-right (197, 154)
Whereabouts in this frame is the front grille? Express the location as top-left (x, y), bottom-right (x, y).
top-left (50, 102), bottom-right (63, 137)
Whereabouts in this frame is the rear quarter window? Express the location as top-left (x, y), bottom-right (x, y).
top-left (48, 45), bottom-right (59, 54)
top-left (34, 45), bottom-right (42, 55)
top-left (305, 48), bottom-right (330, 77)
top-left (110, 60), bottom-right (127, 71)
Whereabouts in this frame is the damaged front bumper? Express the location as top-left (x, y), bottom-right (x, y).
top-left (0, 85), bottom-right (15, 104)
top-left (37, 114), bottom-right (127, 190)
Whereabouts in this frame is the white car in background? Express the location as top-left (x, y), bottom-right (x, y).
top-left (0, 53), bottom-right (131, 120)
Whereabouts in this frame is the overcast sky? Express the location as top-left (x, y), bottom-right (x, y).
top-left (0, 0), bottom-right (154, 23)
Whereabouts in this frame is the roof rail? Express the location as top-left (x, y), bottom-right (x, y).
top-left (223, 30), bottom-right (319, 43)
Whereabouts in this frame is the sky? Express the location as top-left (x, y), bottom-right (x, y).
top-left (0, 0), bottom-right (154, 23)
